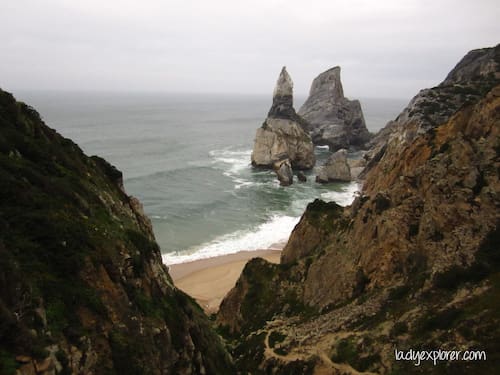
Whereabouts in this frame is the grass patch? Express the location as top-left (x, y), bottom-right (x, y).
top-left (0, 350), bottom-right (18, 375)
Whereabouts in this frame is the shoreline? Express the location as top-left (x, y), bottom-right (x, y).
top-left (168, 249), bottom-right (282, 313)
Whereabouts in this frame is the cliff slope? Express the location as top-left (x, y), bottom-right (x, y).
top-left (0, 89), bottom-right (233, 374)
top-left (365, 45), bottom-right (500, 169)
top-left (298, 66), bottom-right (371, 151)
top-left (218, 46), bottom-right (500, 374)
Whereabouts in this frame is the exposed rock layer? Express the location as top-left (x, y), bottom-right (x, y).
top-left (298, 66), bottom-right (371, 151)
top-left (217, 46), bottom-right (500, 374)
top-left (0, 90), bottom-right (233, 375)
top-left (251, 67), bottom-right (315, 174)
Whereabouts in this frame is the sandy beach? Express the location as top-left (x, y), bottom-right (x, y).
top-left (168, 250), bottom-right (281, 313)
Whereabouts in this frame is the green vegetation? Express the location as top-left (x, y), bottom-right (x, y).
top-left (236, 258), bottom-right (318, 336)
top-left (0, 350), bottom-right (18, 375)
top-left (275, 359), bottom-right (315, 375)
top-left (109, 329), bottom-right (146, 375)
top-left (390, 321), bottom-right (408, 336)
top-left (232, 332), bottom-right (266, 373)
top-left (331, 336), bottom-right (380, 372)
top-left (0, 89), bottom-right (234, 374)
top-left (304, 199), bottom-right (345, 230)
top-left (269, 331), bottom-right (286, 349)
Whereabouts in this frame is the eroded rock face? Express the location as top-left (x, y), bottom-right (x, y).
top-left (298, 66), bottom-right (371, 151)
top-left (251, 67), bottom-right (315, 174)
top-left (252, 118), bottom-right (315, 170)
top-left (0, 89), bottom-right (233, 375)
top-left (316, 149), bottom-right (351, 183)
top-left (364, 44), bottom-right (500, 172)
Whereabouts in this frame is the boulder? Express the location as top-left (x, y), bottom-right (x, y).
top-left (251, 67), bottom-right (315, 172)
top-left (298, 66), bottom-right (371, 151)
top-left (297, 171), bottom-right (307, 182)
top-left (274, 158), bottom-right (293, 186)
top-left (316, 149), bottom-right (351, 183)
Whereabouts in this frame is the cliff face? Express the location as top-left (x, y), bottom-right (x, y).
top-left (365, 45), bottom-right (500, 169)
top-left (0, 90), bottom-right (233, 374)
top-left (298, 66), bottom-right (371, 151)
top-left (251, 67), bottom-right (315, 184)
top-left (218, 46), bottom-right (500, 374)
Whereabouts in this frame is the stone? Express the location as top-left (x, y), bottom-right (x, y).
top-left (297, 171), bottom-right (307, 182)
top-left (251, 67), bottom-right (315, 174)
top-left (316, 149), bottom-right (351, 183)
top-left (298, 66), bottom-right (371, 151)
top-left (274, 158), bottom-right (293, 186)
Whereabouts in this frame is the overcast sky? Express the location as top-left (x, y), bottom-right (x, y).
top-left (1, 0), bottom-right (499, 99)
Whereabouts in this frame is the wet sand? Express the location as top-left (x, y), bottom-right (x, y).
top-left (168, 250), bottom-right (281, 313)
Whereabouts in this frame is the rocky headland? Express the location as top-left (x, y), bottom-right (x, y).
top-left (298, 66), bottom-right (372, 152)
top-left (217, 45), bottom-right (500, 374)
top-left (0, 90), bottom-right (233, 374)
top-left (251, 67), bottom-right (315, 186)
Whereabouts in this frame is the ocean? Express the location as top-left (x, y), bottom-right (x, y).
top-left (15, 91), bottom-right (407, 264)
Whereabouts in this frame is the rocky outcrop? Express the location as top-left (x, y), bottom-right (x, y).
top-left (251, 67), bottom-right (315, 182)
top-left (274, 158), bottom-right (293, 186)
top-left (217, 46), bottom-right (500, 374)
top-left (315, 149), bottom-right (351, 183)
top-left (0, 89), bottom-right (233, 375)
top-left (364, 44), bottom-right (500, 172)
top-left (297, 171), bottom-right (307, 182)
top-left (298, 66), bottom-right (371, 151)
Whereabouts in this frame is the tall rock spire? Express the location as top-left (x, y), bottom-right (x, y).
top-left (268, 66), bottom-right (297, 119)
top-left (251, 67), bottom-right (315, 185)
top-left (299, 66), bottom-right (371, 151)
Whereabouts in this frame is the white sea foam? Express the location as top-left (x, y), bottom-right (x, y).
top-left (209, 148), bottom-right (251, 174)
top-left (209, 148), bottom-right (255, 189)
top-left (315, 145), bottom-right (330, 149)
top-left (162, 182), bottom-right (360, 265)
top-left (163, 214), bottom-right (299, 265)
top-left (320, 181), bottom-right (360, 206)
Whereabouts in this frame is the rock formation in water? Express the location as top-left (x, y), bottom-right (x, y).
top-left (315, 148), bottom-right (351, 183)
top-left (0, 89), bottom-right (233, 375)
top-left (298, 66), bottom-right (372, 151)
top-left (274, 158), bottom-right (294, 186)
top-left (251, 67), bottom-right (315, 185)
top-left (217, 45), bottom-right (500, 374)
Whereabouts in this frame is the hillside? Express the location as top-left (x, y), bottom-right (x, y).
top-left (217, 45), bottom-right (500, 374)
top-left (0, 89), bottom-right (233, 374)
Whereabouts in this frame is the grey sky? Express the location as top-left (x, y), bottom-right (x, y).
top-left (1, 0), bottom-right (499, 99)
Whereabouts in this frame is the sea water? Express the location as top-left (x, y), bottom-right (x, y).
top-left (16, 91), bottom-right (407, 264)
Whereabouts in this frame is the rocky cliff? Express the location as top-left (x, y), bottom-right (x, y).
top-left (298, 66), bottom-right (371, 151)
top-left (217, 46), bottom-right (500, 374)
top-left (0, 89), bottom-right (233, 374)
top-left (251, 67), bottom-right (315, 185)
top-left (365, 45), bottom-right (500, 171)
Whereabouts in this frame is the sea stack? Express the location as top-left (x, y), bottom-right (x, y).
top-left (299, 66), bottom-right (371, 151)
top-left (251, 67), bottom-right (315, 185)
